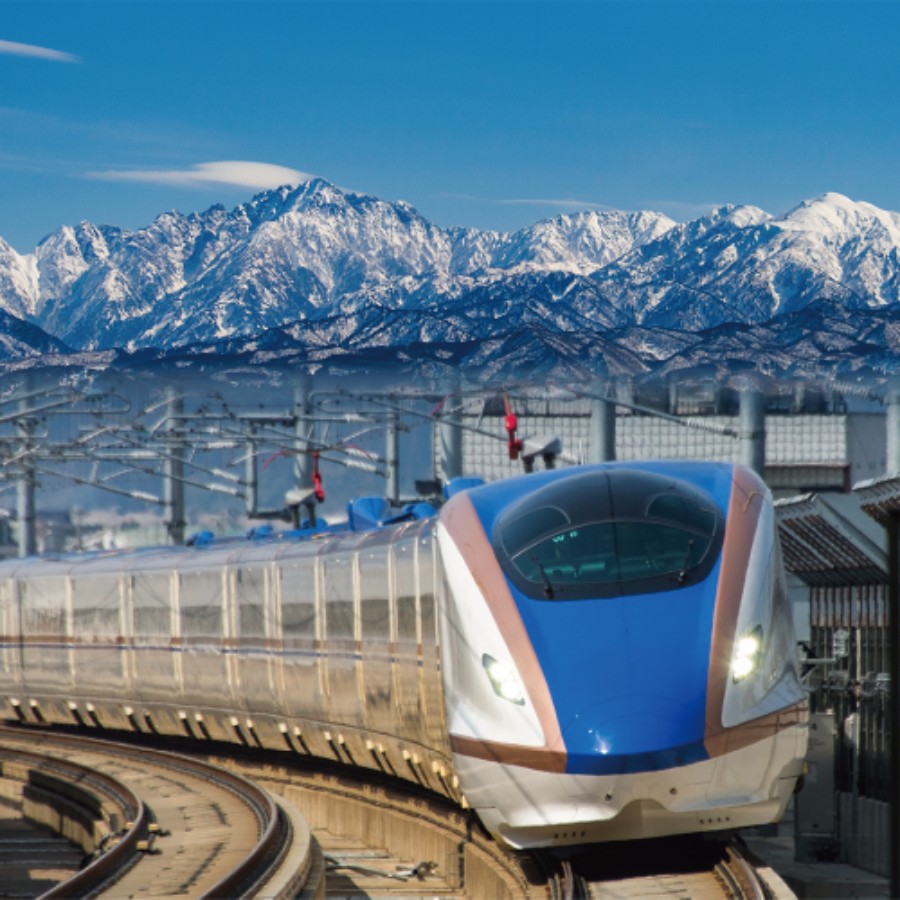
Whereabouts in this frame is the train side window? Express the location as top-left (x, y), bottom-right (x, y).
top-left (418, 528), bottom-right (437, 639)
top-left (20, 576), bottom-right (68, 637)
top-left (359, 544), bottom-right (390, 640)
top-left (179, 571), bottom-right (224, 639)
top-left (132, 571), bottom-right (174, 638)
top-left (321, 554), bottom-right (355, 641)
top-left (0, 579), bottom-right (16, 675)
top-left (237, 566), bottom-right (267, 639)
top-left (393, 537), bottom-right (418, 642)
top-left (72, 575), bottom-right (122, 639)
top-left (281, 559), bottom-right (317, 638)
top-left (0, 578), bottom-right (14, 632)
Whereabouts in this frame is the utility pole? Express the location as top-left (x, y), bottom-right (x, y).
top-left (292, 378), bottom-right (317, 528)
top-left (163, 386), bottom-right (186, 545)
top-left (386, 405), bottom-right (400, 505)
top-left (16, 391), bottom-right (36, 558)
top-left (245, 425), bottom-right (258, 518)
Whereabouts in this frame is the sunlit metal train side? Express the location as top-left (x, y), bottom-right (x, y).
top-left (0, 516), bottom-right (454, 785)
top-left (0, 461), bottom-right (808, 850)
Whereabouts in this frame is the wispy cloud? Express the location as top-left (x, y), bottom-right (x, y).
top-left (86, 160), bottom-right (313, 190)
top-left (500, 197), bottom-right (616, 211)
top-left (441, 191), bottom-right (726, 221)
top-left (441, 192), bottom-right (616, 212)
top-left (647, 199), bottom-right (724, 220)
top-left (0, 39), bottom-right (79, 63)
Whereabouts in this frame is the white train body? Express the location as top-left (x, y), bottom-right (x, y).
top-left (0, 462), bottom-right (808, 849)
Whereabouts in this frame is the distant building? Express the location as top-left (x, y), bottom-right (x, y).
top-left (441, 386), bottom-right (887, 496)
top-left (774, 475), bottom-right (900, 877)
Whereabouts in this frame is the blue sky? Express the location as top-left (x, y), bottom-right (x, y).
top-left (1, 0), bottom-right (898, 252)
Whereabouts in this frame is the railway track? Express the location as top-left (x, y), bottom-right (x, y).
top-left (0, 725), bottom-right (314, 897)
top-left (200, 743), bottom-right (534, 898)
top-left (563, 834), bottom-right (791, 899)
top-left (0, 725), bottom-right (795, 898)
top-left (197, 743), bottom-right (794, 899)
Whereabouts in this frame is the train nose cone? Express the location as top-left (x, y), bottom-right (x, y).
top-left (562, 694), bottom-right (706, 775)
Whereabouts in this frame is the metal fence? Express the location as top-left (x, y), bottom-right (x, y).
top-left (807, 584), bottom-right (891, 804)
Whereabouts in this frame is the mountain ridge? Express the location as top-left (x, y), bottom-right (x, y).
top-left (0, 181), bottom-right (898, 382)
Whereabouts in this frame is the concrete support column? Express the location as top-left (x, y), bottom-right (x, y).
top-left (438, 383), bottom-right (463, 485)
top-left (739, 389), bottom-right (766, 477)
top-left (163, 386), bottom-right (186, 545)
top-left (590, 384), bottom-right (616, 463)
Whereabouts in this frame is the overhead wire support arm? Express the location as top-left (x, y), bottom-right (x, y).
top-left (34, 465), bottom-right (164, 506)
top-left (571, 385), bottom-right (740, 438)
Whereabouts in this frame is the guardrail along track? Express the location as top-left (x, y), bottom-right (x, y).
top-left (0, 726), bottom-right (316, 898)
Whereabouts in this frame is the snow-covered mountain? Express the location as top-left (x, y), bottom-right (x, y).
top-left (0, 307), bottom-right (70, 360)
top-left (596, 193), bottom-right (900, 330)
top-left (0, 181), bottom-right (898, 381)
top-left (0, 179), bottom-right (674, 353)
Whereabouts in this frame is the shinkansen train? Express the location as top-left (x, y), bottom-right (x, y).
top-left (0, 461), bottom-right (808, 850)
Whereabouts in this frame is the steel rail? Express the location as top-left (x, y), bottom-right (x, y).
top-left (0, 741), bottom-right (150, 899)
top-left (0, 726), bottom-right (292, 898)
top-left (721, 844), bottom-right (772, 900)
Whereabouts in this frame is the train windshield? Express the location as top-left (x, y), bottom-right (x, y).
top-left (492, 469), bottom-right (725, 601)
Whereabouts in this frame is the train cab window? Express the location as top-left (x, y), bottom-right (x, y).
top-left (493, 469), bottom-right (724, 601)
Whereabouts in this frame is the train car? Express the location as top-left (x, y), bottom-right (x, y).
top-left (437, 461), bottom-right (808, 848)
top-left (0, 461), bottom-right (808, 850)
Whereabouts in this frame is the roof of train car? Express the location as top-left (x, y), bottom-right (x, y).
top-left (0, 505), bottom-right (437, 579)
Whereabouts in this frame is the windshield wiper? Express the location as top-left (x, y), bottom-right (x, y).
top-left (529, 555), bottom-right (557, 599)
top-left (676, 537), bottom-right (696, 584)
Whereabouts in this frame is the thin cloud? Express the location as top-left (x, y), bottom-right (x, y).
top-left (87, 160), bottom-right (313, 190)
top-left (0, 39), bottom-right (79, 63)
top-left (649, 199), bottom-right (725, 220)
top-left (499, 197), bottom-right (616, 212)
top-left (441, 192), bottom-right (615, 212)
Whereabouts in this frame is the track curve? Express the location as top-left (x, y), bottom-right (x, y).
top-left (0, 725), bottom-right (313, 898)
top-left (0, 724), bottom-right (795, 899)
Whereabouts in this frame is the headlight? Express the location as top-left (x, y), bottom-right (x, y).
top-left (732, 626), bottom-right (763, 682)
top-left (482, 653), bottom-right (526, 705)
